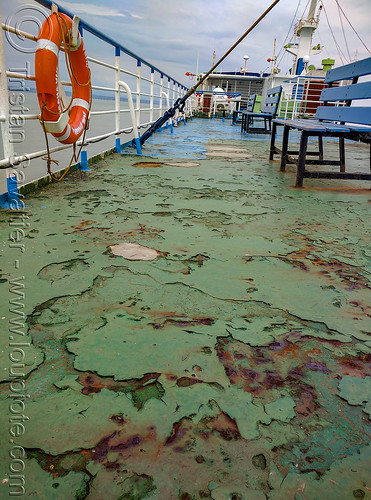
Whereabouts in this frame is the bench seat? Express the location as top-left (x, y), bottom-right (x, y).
top-left (245, 111), bottom-right (272, 118)
top-left (273, 118), bottom-right (350, 133)
top-left (274, 118), bottom-right (371, 134)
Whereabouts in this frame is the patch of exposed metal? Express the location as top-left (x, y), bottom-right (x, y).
top-left (132, 161), bottom-right (200, 168)
top-left (163, 161), bottom-right (200, 167)
top-left (110, 243), bottom-right (160, 260)
top-left (205, 150), bottom-right (253, 158)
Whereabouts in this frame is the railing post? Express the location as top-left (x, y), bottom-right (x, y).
top-left (167, 78), bottom-right (171, 104)
top-left (0, 8), bottom-right (17, 208)
top-left (159, 73), bottom-right (164, 121)
top-left (115, 47), bottom-right (121, 152)
top-left (136, 60), bottom-right (141, 129)
top-left (182, 86), bottom-right (187, 125)
top-left (118, 81), bottom-right (142, 155)
top-left (167, 78), bottom-right (171, 128)
top-left (161, 91), bottom-right (172, 133)
top-left (293, 78), bottom-right (299, 119)
top-left (150, 68), bottom-right (154, 124)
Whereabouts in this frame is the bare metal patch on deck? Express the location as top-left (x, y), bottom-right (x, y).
top-left (110, 243), bottom-right (160, 260)
top-left (205, 151), bottom-right (253, 158)
top-left (163, 162), bottom-right (200, 167)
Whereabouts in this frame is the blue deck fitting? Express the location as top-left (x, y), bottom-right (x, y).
top-left (134, 137), bottom-right (142, 155)
top-left (0, 175), bottom-right (20, 209)
top-left (115, 138), bottom-right (121, 153)
top-left (79, 150), bottom-right (90, 172)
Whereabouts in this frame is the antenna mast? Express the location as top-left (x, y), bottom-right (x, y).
top-left (285, 0), bottom-right (322, 74)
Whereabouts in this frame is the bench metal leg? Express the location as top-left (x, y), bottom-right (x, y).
top-left (267, 117), bottom-right (272, 133)
top-left (269, 121), bottom-right (277, 160)
top-left (318, 135), bottom-right (323, 161)
top-left (339, 137), bottom-right (345, 172)
top-left (247, 116), bottom-right (252, 134)
top-left (296, 131), bottom-right (309, 187)
top-left (280, 125), bottom-right (289, 172)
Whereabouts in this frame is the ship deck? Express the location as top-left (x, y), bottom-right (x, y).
top-left (1, 118), bottom-right (371, 499)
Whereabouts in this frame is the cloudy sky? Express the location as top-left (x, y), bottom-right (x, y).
top-left (2, 0), bottom-right (371, 86)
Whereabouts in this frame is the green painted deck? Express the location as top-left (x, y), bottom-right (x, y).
top-left (1, 118), bottom-right (371, 500)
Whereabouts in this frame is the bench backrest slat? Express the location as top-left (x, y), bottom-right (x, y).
top-left (261, 86), bottom-right (282, 117)
top-left (325, 56), bottom-right (371, 83)
top-left (267, 85), bottom-right (282, 96)
top-left (247, 94), bottom-right (256, 112)
top-left (264, 95), bottom-right (280, 105)
top-left (320, 81), bottom-right (371, 102)
top-left (313, 57), bottom-right (371, 126)
top-left (316, 106), bottom-right (371, 126)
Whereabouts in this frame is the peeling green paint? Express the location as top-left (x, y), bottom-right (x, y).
top-left (337, 375), bottom-right (371, 416)
top-left (0, 119), bottom-right (370, 499)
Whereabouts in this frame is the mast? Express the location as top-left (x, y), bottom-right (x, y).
top-left (285, 0), bottom-right (322, 75)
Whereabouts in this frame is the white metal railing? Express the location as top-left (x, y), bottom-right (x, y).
top-left (277, 75), bottom-right (343, 120)
top-left (0, 0), bottom-right (193, 204)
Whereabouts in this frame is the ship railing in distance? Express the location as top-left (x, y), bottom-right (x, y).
top-left (277, 75), bottom-right (344, 120)
top-left (0, 0), bottom-right (190, 202)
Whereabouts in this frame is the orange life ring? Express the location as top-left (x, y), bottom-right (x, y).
top-left (35, 13), bottom-right (91, 144)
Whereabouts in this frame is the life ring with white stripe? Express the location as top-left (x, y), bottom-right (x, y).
top-left (35, 13), bottom-right (91, 144)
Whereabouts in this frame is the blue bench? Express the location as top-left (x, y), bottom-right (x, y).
top-left (241, 86), bottom-right (282, 134)
top-left (239, 94), bottom-right (256, 127)
top-left (232, 95), bottom-right (255, 124)
top-left (269, 57), bottom-right (371, 186)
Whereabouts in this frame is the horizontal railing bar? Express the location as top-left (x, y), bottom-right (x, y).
top-left (119, 69), bottom-right (139, 79)
top-left (87, 56), bottom-right (117, 71)
top-left (85, 130), bottom-right (118, 142)
top-left (6, 71), bottom-right (36, 81)
top-left (90, 110), bottom-right (117, 115)
top-left (2, 23), bottom-right (37, 41)
top-left (0, 125), bottom-right (139, 168)
top-left (0, 145), bottom-right (70, 168)
top-left (6, 71), bottom-right (73, 87)
top-left (91, 85), bottom-right (116, 92)
top-left (10, 114), bottom-right (40, 120)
